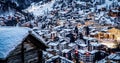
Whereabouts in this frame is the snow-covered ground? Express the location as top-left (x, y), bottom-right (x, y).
top-left (25, 0), bottom-right (55, 17)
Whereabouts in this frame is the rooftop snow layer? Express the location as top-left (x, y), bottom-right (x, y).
top-left (0, 27), bottom-right (30, 59)
top-left (0, 27), bottom-right (47, 59)
top-left (46, 55), bottom-right (74, 63)
top-left (108, 52), bottom-right (120, 60)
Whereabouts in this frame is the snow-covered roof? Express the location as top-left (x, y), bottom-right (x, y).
top-left (76, 1), bottom-right (86, 5)
top-left (108, 52), bottom-right (120, 61)
top-left (78, 50), bottom-right (86, 54)
top-left (78, 50), bottom-right (98, 54)
top-left (112, 10), bottom-right (119, 12)
top-left (78, 10), bottom-right (84, 14)
top-left (61, 41), bottom-right (67, 45)
top-left (118, 2), bottom-right (120, 6)
top-left (36, 31), bottom-right (44, 35)
top-left (90, 31), bottom-right (99, 35)
top-left (100, 16), bottom-right (114, 25)
top-left (79, 44), bottom-right (87, 47)
top-left (33, 27), bottom-right (39, 30)
top-left (98, 59), bottom-right (116, 63)
top-left (43, 51), bottom-right (53, 58)
top-left (64, 29), bottom-right (72, 32)
top-left (0, 27), bottom-right (30, 59)
top-left (95, 12), bottom-right (104, 20)
top-left (105, 0), bottom-right (113, 6)
top-left (83, 36), bottom-right (96, 40)
top-left (97, 4), bottom-right (106, 9)
top-left (62, 49), bottom-right (71, 53)
top-left (68, 43), bottom-right (76, 47)
top-left (48, 42), bottom-right (59, 46)
top-left (90, 50), bottom-right (98, 54)
top-left (46, 55), bottom-right (74, 63)
top-left (59, 11), bottom-right (68, 14)
top-left (91, 43), bottom-right (102, 46)
top-left (0, 27), bottom-right (47, 59)
top-left (51, 31), bottom-right (57, 34)
top-left (96, 0), bottom-right (113, 10)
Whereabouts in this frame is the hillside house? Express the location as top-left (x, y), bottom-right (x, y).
top-left (0, 27), bottom-right (48, 63)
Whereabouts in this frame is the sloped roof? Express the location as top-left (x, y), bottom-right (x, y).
top-left (0, 27), bottom-right (47, 59)
top-left (46, 55), bottom-right (74, 63)
top-left (108, 52), bottom-right (120, 61)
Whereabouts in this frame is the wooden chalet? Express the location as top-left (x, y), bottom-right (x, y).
top-left (0, 27), bottom-right (48, 63)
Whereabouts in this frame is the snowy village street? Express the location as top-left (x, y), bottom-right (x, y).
top-left (0, 0), bottom-right (120, 63)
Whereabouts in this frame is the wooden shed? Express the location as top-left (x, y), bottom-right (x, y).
top-left (0, 27), bottom-right (48, 63)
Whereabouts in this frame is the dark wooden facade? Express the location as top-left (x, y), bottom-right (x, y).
top-left (0, 34), bottom-right (48, 63)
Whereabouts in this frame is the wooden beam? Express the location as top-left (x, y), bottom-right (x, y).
top-left (37, 49), bottom-right (43, 63)
top-left (27, 35), bottom-right (48, 50)
top-left (0, 59), bottom-right (8, 63)
top-left (21, 42), bottom-right (24, 63)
